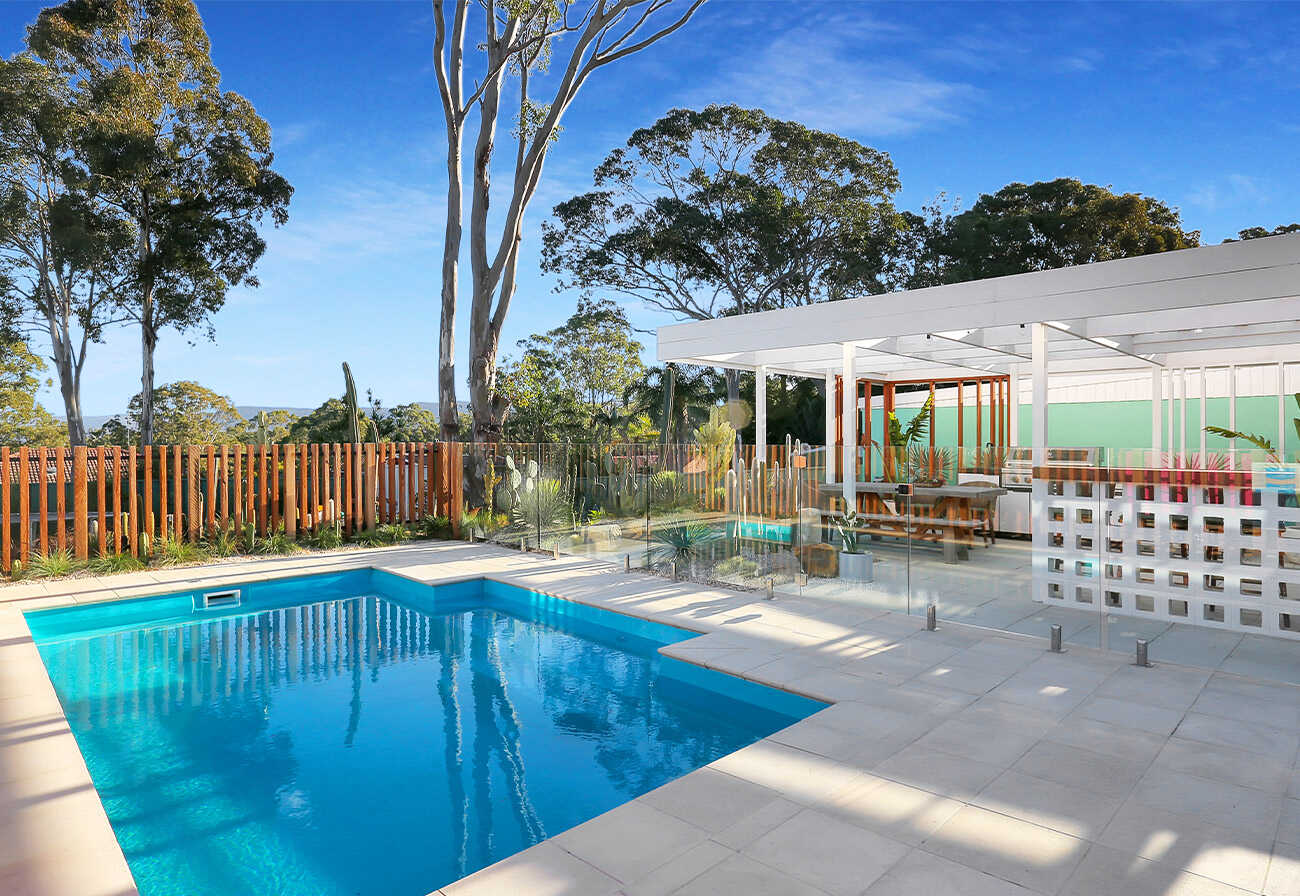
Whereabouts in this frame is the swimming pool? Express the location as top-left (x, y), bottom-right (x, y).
top-left (27, 570), bottom-right (823, 896)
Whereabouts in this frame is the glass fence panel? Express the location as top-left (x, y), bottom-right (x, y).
top-left (458, 439), bottom-right (1296, 687)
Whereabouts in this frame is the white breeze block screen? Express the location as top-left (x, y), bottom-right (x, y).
top-left (1032, 475), bottom-right (1300, 640)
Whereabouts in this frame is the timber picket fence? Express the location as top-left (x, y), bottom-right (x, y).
top-left (0, 442), bottom-right (463, 574)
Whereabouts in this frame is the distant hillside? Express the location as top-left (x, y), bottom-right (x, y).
top-left (82, 401), bottom-right (459, 430)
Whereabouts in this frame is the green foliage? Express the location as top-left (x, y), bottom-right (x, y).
top-left (498, 299), bottom-right (644, 442)
top-left (649, 518), bottom-right (719, 569)
top-left (694, 407), bottom-right (737, 484)
top-left (417, 515), bottom-right (454, 539)
top-left (115, 381), bottom-right (245, 445)
top-left (0, 339), bottom-right (68, 446)
top-left (305, 520), bottom-right (344, 550)
top-left (510, 477), bottom-right (573, 532)
top-left (543, 104), bottom-right (905, 325)
top-left (1204, 394), bottom-right (1300, 462)
top-left (358, 524), bottom-right (410, 547)
top-left (928, 179), bottom-right (1199, 285)
top-left (233, 409), bottom-right (299, 445)
top-left (1227, 223), bottom-right (1300, 242)
top-left (87, 551), bottom-right (144, 575)
top-left (342, 362), bottom-right (364, 444)
top-left (152, 537), bottom-right (210, 567)
top-left (203, 523), bottom-right (239, 558)
top-left (624, 364), bottom-right (718, 444)
top-left (830, 510), bottom-right (867, 554)
top-left (463, 507), bottom-right (507, 536)
top-left (287, 398), bottom-right (357, 444)
top-left (252, 525), bottom-right (298, 556)
top-left (713, 555), bottom-right (759, 579)
top-left (28, 0), bottom-right (293, 444)
top-left (28, 548), bottom-right (81, 578)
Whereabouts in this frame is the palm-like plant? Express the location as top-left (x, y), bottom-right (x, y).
top-left (1204, 394), bottom-right (1299, 463)
top-left (624, 364), bottom-right (718, 445)
top-left (872, 395), bottom-right (933, 481)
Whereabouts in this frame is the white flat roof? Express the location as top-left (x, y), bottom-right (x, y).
top-left (657, 232), bottom-right (1300, 380)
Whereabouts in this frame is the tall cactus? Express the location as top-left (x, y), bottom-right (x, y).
top-left (342, 362), bottom-right (363, 443)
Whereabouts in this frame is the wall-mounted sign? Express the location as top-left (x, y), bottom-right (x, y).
top-left (1252, 462), bottom-right (1300, 491)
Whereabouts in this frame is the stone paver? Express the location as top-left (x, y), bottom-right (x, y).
top-left (1, 541), bottom-right (1297, 896)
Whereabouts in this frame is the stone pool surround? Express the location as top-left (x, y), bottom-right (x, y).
top-left (1, 541), bottom-right (1297, 896)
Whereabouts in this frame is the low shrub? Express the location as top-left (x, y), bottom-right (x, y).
top-left (28, 548), bottom-right (82, 579)
top-left (87, 551), bottom-right (145, 575)
top-left (713, 555), bottom-right (759, 579)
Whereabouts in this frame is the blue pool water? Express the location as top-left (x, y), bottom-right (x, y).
top-left (28, 570), bottom-right (822, 896)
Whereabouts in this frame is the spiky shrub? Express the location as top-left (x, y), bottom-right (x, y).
top-left (648, 518), bottom-right (719, 574)
top-left (203, 523), bottom-right (239, 558)
top-left (152, 537), bottom-right (210, 567)
top-left (417, 514), bottom-right (453, 539)
top-left (87, 551), bottom-right (146, 575)
top-left (713, 554), bottom-right (759, 579)
top-left (256, 525), bottom-right (299, 555)
top-left (510, 477), bottom-right (573, 535)
top-left (306, 520), bottom-right (344, 550)
top-left (29, 548), bottom-right (82, 578)
top-left (830, 510), bottom-right (866, 554)
top-left (356, 523), bottom-right (409, 547)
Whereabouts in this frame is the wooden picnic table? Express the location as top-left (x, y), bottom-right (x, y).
top-left (819, 482), bottom-right (1008, 562)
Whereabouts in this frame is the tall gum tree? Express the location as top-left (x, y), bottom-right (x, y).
top-left (0, 53), bottom-right (131, 445)
top-left (431, 0), bottom-right (705, 441)
top-left (29, 0), bottom-right (292, 445)
top-left (541, 104), bottom-right (906, 404)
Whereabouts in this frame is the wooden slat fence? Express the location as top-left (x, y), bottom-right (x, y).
top-left (0, 442), bottom-right (463, 573)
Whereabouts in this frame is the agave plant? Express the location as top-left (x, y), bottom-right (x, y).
top-left (510, 477), bottom-right (573, 534)
top-left (829, 510), bottom-right (867, 554)
top-left (28, 548), bottom-right (82, 578)
top-left (648, 518), bottom-right (719, 573)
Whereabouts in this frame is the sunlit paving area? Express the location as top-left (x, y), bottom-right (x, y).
top-left (2, 542), bottom-right (1297, 895)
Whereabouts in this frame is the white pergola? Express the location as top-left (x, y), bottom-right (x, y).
top-left (657, 232), bottom-right (1300, 504)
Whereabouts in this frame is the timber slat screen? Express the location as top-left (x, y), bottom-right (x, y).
top-left (0, 442), bottom-right (463, 573)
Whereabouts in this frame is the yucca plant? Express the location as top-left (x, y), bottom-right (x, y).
top-left (648, 518), bottom-right (719, 575)
top-left (29, 548), bottom-right (82, 578)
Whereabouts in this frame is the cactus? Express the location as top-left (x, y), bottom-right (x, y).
top-left (342, 362), bottom-right (363, 444)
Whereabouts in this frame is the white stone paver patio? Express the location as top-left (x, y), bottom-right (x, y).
top-left (1, 541), bottom-right (1297, 896)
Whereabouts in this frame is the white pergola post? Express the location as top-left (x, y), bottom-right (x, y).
top-left (1228, 364), bottom-right (1237, 463)
top-left (755, 364), bottom-right (767, 462)
top-left (1009, 365), bottom-right (1021, 446)
top-left (841, 343), bottom-right (856, 507)
top-left (1031, 323), bottom-right (1048, 463)
top-left (1200, 366), bottom-right (1208, 459)
top-left (1151, 366), bottom-right (1163, 460)
top-left (824, 369), bottom-right (835, 483)
top-left (1179, 367), bottom-right (1188, 461)
top-left (1279, 362), bottom-right (1287, 457)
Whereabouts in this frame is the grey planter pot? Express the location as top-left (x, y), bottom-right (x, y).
top-left (840, 551), bottom-right (874, 583)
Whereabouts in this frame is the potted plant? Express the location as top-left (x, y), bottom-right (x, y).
top-left (830, 510), bottom-right (873, 583)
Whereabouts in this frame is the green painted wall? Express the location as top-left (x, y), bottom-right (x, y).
top-left (863, 395), bottom-right (1291, 453)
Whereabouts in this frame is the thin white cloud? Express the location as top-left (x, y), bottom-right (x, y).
top-left (685, 12), bottom-right (978, 137)
top-left (269, 181), bottom-right (443, 263)
top-left (1185, 173), bottom-right (1266, 211)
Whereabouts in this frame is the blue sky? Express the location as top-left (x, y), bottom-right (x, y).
top-left (2, 0), bottom-right (1297, 416)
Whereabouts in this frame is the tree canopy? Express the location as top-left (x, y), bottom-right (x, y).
top-left (91, 380), bottom-right (243, 445)
top-left (0, 52), bottom-right (132, 444)
top-left (0, 337), bottom-right (67, 445)
top-left (544, 104), bottom-right (905, 322)
top-left (29, 0), bottom-right (292, 445)
top-left (926, 178), bottom-right (1199, 284)
top-left (1228, 223), bottom-right (1300, 242)
top-left (496, 298), bottom-right (645, 442)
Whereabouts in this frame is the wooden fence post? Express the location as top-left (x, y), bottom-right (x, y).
top-left (72, 447), bottom-right (87, 561)
top-left (448, 442), bottom-right (463, 537)
top-left (364, 443), bottom-right (377, 531)
top-left (283, 447), bottom-right (297, 539)
top-left (1, 447), bottom-right (8, 574)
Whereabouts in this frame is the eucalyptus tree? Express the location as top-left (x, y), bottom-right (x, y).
top-left (541, 104), bottom-right (906, 402)
top-left (0, 53), bottom-right (132, 445)
top-left (928, 179), bottom-right (1199, 283)
top-left (28, 0), bottom-right (292, 445)
top-left (431, 0), bottom-right (705, 441)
